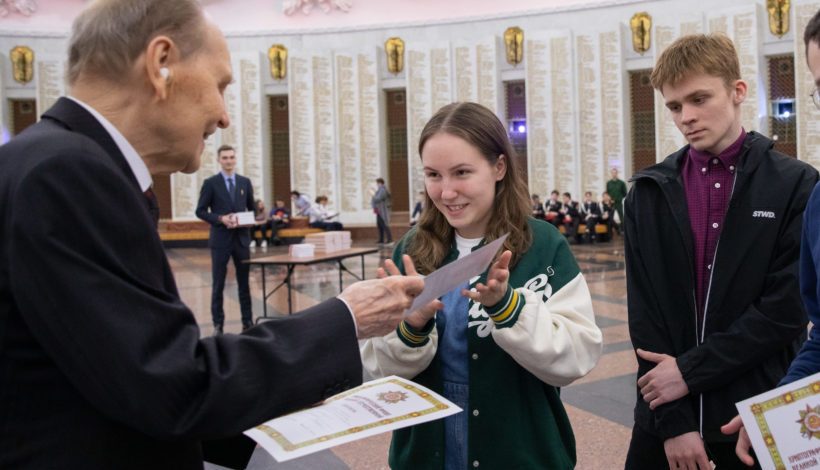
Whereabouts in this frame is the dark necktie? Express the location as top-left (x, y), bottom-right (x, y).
top-left (228, 178), bottom-right (235, 201)
top-left (144, 187), bottom-right (159, 228)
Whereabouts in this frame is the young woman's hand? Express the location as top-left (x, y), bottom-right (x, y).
top-left (462, 250), bottom-right (512, 308)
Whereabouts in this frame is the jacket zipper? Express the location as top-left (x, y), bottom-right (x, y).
top-left (697, 169), bottom-right (739, 437)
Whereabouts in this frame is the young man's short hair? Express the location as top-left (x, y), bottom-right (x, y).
top-left (216, 144), bottom-right (234, 156)
top-left (650, 34), bottom-right (740, 91)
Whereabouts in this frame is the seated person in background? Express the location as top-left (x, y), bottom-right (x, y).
top-left (579, 191), bottom-right (602, 244)
top-left (290, 190), bottom-right (312, 216)
top-left (560, 192), bottom-right (581, 243)
top-left (410, 191), bottom-right (425, 226)
top-left (268, 199), bottom-right (290, 245)
top-left (251, 199), bottom-right (271, 247)
top-left (599, 191), bottom-right (615, 242)
top-left (531, 194), bottom-right (545, 220)
top-left (308, 195), bottom-right (343, 231)
top-left (545, 190), bottom-right (562, 227)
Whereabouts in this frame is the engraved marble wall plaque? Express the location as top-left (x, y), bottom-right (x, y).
top-left (526, 31), bottom-right (578, 196)
top-left (35, 57), bottom-right (65, 119)
top-left (221, 65), bottom-right (241, 160)
top-left (406, 47), bottom-right (433, 202)
top-left (335, 52), bottom-right (360, 214)
top-left (171, 137), bottom-right (217, 220)
top-left (575, 33), bottom-right (604, 194)
top-left (653, 20), bottom-right (704, 160)
top-left (313, 54), bottom-right (337, 211)
top-left (357, 50), bottom-right (381, 215)
top-left (600, 30), bottom-right (625, 180)
top-left (454, 43), bottom-right (477, 102)
top-left (239, 54), bottom-right (264, 198)
top-left (708, 5), bottom-right (761, 133)
top-left (476, 38), bottom-right (499, 116)
top-left (550, 34), bottom-right (579, 196)
top-left (525, 34), bottom-right (552, 195)
top-left (430, 46), bottom-right (453, 115)
top-left (289, 55), bottom-right (318, 199)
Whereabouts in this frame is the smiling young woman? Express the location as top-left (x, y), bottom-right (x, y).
top-left (361, 101), bottom-right (603, 470)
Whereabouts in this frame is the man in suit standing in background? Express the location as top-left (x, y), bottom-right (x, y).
top-left (0, 1), bottom-right (424, 468)
top-left (196, 144), bottom-right (254, 334)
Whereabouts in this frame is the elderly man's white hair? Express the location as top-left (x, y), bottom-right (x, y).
top-left (67, 0), bottom-right (205, 86)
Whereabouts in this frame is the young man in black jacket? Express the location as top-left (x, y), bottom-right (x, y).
top-left (624, 34), bottom-right (818, 469)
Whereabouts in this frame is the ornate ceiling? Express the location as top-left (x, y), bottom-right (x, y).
top-left (0, 0), bottom-right (641, 34)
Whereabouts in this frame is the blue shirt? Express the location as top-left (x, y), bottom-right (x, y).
top-left (220, 171), bottom-right (236, 195)
top-left (437, 234), bottom-right (482, 385)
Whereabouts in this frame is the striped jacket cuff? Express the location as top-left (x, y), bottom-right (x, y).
top-left (484, 285), bottom-right (524, 328)
top-left (396, 318), bottom-right (435, 347)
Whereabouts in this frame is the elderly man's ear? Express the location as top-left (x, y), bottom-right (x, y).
top-left (144, 35), bottom-right (177, 99)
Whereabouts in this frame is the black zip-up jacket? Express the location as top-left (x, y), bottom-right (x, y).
top-left (625, 132), bottom-right (818, 442)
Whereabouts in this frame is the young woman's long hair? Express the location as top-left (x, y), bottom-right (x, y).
top-left (406, 102), bottom-right (532, 274)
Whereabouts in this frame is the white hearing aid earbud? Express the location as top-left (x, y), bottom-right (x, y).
top-left (159, 67), bottom-right (170, 80)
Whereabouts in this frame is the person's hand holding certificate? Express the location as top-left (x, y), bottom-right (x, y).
top-left (244, 376), bottom-right (461, 462)
top-left (733, 371), bottom-right (820, 469)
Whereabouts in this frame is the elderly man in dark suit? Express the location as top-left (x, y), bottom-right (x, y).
top-left (0, 1), bottom-right (424, 469)
top-left (196, 144), bottom-right (255, 334)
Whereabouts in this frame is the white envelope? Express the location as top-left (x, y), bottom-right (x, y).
top-left (235, 211), bottom-right (256, 226)
top-left (406, 233), bottom-right (508, 315)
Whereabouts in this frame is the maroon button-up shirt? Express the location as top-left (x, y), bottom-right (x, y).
top-left (681, 129), bottom-right (746, 335)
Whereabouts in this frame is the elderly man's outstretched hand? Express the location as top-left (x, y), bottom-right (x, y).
top-left (339, 265), bottom-right (424, 339)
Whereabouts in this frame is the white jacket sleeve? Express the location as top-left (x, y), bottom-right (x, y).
top-left (360, 328), bottom-right (438, 380)
top-left (492, 272), bottom-right (602, 387)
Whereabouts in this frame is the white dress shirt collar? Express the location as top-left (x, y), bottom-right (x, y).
top-left (67, 96), bottom-right (153, 192)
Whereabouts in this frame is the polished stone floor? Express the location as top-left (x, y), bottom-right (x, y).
top-left (174, 239), bottom-right (634, 469)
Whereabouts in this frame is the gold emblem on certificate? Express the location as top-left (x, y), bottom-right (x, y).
top-left (377, 390), bottom-right (409, 404)
top-left (797, 404), bottom-right (820, 439)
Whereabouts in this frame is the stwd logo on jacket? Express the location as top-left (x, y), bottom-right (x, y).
top-left (752, 210), bottom-right (776, 219)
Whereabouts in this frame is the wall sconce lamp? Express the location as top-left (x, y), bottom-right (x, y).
top-left (630, 12), bottom-right (652, 55)
top-left (767, 0), bottom-right (790, 37)
top-left (504, 27), bottom-right (524, 66)
top-left (268, 44), bottom-right (288, 80)
top-left (10, 45), bottom-right (33, 84)
top-left (385, 37), bottom-right (405, 75)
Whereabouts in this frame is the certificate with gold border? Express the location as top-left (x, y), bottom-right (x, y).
top-left (736, 372), bottom-right (820, 470)
top-left (244, 375), bottom-right (462, 462)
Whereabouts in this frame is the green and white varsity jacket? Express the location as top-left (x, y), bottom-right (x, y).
top-left (361, 218), bottom-right (602, 469)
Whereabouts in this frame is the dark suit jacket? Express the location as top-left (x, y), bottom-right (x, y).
top-left (196, 173), bottom-right (254, 248)
top-left (0, 97), bottom-right (362, 469)
top-left (580, 201), bottom-right (602, 219)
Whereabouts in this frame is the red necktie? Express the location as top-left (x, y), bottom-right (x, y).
top-left (144, 187), bottom-right (159, 227)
